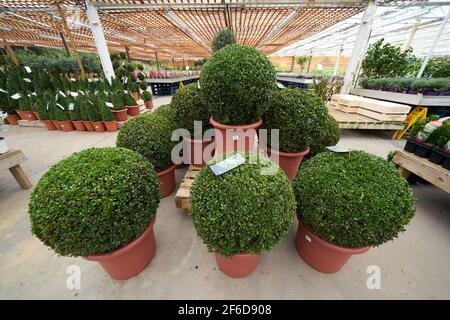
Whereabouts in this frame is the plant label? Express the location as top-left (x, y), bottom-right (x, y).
top-left (68, 103), bottom-right (75, 111)
top-left (56, 103), bottom-right (65, 110)
top-left (24, 66), bottom-right (32, 73)
top-left (232, 135), bottom-right (239, 141)
top-left (305, 234), bottom-right (311, 242)
top-left (46, 102), bottom-right (49, 110)
top-left (0, 88), bottom-right (7, 93)
top-left (210, 153), bottom-right (245, 176)
top-left (78, 90), bottom-right (85, 95)
top-left (326, 145), bottom-right (350, 153)
top-left (11, 93), bottom-right (21, 100)
top-left (31, 92), bottom-right (37, 96)
top-left (105, 102), bottom-right (114, 108)
top-left (23, 78), bottom-right (32, 83)
top-left (59, 91), bottom-right (67, 98)
top-left (70, 91), bottom-right (79, 97)
top-left (70, 78), bottom-right (76, 82)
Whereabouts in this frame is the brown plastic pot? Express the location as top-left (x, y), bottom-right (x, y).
top-left (59, 120), bottom-right (75, 132)
top-left (72, 120), bottom-right (86, 131)
top-left (104, 121), bottom-right (118, 132)
top-left (5, 114), bottom-right (21, 125)
top-left (210, 117), bottom-right (262, 156)
top-left (112, 109), bottom-right (128, 122)
top-left (184, 137), bottom-right (214, 167)
top-left (156, 164), bottom-right (176, 198)
top-left (215, 252), bottom-right (260, 278)
top-left (295, 222), bottom-right (370, 273)
top-left (42, 120), bottom-right (57, 130)
top-left (127, 105), bottom-right (140, 116)
top-left (52, 120), bottom-right (63, 130)
top-left (84, 217), bottom-right (157, 280)
top-left (93, 121), bottom-right (106, 132)
top-left (266, 147), bottom-right (310, 181)
top-left (83, 121), bottom-right (95, 132)
top-left (18, 110), bottom-right (38, 121)
top-left (145, 100), bottom-right (153, 110)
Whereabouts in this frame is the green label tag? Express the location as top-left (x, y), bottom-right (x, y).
top-left (210, 154), bottom-right (245, 176)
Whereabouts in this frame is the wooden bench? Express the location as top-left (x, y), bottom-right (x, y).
top-left (0, 149), bottom-right (32, 189)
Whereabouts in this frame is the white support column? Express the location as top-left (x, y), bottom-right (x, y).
top-left (84, 0), bottom-right (115, 82)
top-left (416, 7), bottom-right (450, 78)
top-left (402, 16), bottom-right (422, 52)
top-left (341, 0), bottom-right (377, 94)
top-left (333, 42), bottom-right (344, 76)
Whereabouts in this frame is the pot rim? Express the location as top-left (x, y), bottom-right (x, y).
top-left (103, 120), bottom-right (117, 124)
top-left (267, 146), bottom-right (310, 158)
top-left (111, 108), bottom-right (127, 113)
top-left (299, 221), bottom-right (370, 255)
top-left (84, 216), bottom-right (156, 261)
top-left (156, 163), bottom-right (177, 177)
top-left (215, 252), bottom-right (259, 259)
top-left (209, 117), bottom-right (262, 130)
top-left (126, 105), bottom-right (140, 109)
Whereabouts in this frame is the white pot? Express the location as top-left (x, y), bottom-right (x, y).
top-left (0, 137), bottom-right (9, 154)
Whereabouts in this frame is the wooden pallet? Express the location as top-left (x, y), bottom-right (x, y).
top-left (0, 149), bottom-right (32, 189)
top-left (174, 165), bottom-right (202, 210)
top-left (392, 150), bottom-right (450, 194)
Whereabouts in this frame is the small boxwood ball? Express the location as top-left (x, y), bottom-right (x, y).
top-left (292, 151), bottom-right (416, 248)
top-left (200, 44), bottom-right (277, 125)
top-left (190, 152), bottom-right (296, 257)
top-left (29, 147), bottom-right (160, 257)
top-left (308, 114), bottom-right (340, 158)
top-left (117, 113), bottom-right (175, 172)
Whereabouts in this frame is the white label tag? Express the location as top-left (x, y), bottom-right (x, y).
top-left (0, 88), bottom-right (7, 93)
top-left (78, 90), bottom-right (85, 95)
top-left (105, 102), bottom-right (114, 108)
top-left (88, 100), bottom-right (94, 105)
top-left (70, 91), bottom-right (79, 97)
top-left (232, 135), bottom-right (239, 141)
top-left (68, 102), bottom-right (75, 111)
top-left (23, 78), bottom-right (32, 83)
top-left (88, 79), bottom-right (93, 82)
top-left (46, 102), bottom-right (49, 110)
top-left (123, 90), bottom-right (128, 94)
top-left (70, 78), bottom-right (76, 82)
top-left (56, 103), bottom-right (64, 110)
top-left (11, 93), bottom-right (21, 99)
top-left (59, 91), bottom-right (66, 98)
top-left (123, 77), bottom-right (128, 84)
top-left (24, 66), bottom-right (31, 73)
top-left (305, 234), bottom-right (311, 242)
top-left (31, 92), bottom-right (37, 96)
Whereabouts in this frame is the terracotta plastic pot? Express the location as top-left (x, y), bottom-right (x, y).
top-left (132, 91), bottom-right (140, 102)
top-left (84, 217), bottom-right (157, 280)
top-left (42, 120), bottom-right (57, 130)
top-left (156, 164), bottom-right (176, 198)
top-left (33, 112), bottom-right (40, 120)
top-left (93, 121), bottom-right (106, 132)
top-left (266, 147), bottom-right (310, 181)
top-left (83, 121), bottom-right (95, 132)
top-left (215, 252), bottom-right (260, 278)
top-left (210, 117), bottom-right (262, 156)
top-left (52, 120), bottom-right (63, 130)
top-left (145, 100), bottom-right (153, 110)
top-left (18, 110), bottom-right (38, 121)
top-left (295, 222), bottom-right (370, 273)
top-left (104, 121), bottom-right (118, 132)
top-left (59, 120), bottom-right (75, 132)
top-left (112, 109), bottom-right (128, 122)
top-left (5, 114), bottom-right (20, 125)
top-left (184, 137), bottom-right (214, 167)
top-left (127, 105), bottom-right (140, 116)
top-left (72, 120), bottom-right (86, 131)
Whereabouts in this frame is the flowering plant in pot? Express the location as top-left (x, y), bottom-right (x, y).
top-left (125, 92), bottom-right (140, 116)
top-left (199, 44), bottom-right (277, 155)
top-left (261, 89), bottom-right (330, 180)
top-left (172, 83), bottom-right (214, 167)
top-left (141, 91), bottom-right (153, 110)
top-left (29, 147), bottom-right (160, 280)
top-left (190, 152), bottom-right (296, 278)
top-left (292, 151), bottom-right (416, 273)
top-left (117, 113), bottom-right (176, 197)
top-left (101, 101), bottom-right (118, 132)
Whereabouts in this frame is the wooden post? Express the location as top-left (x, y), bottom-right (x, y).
top-left (60, 31), bottom-right (71, 56)
top-left (0, 30), bottom-right (19, 66)
top-left (290, 56), bottom-right (295, 72)
top-left (155, 52), bottom-right (160, 71)
top-left (125, 46), bottom-right (131, 62)
top-left (55, 1), bottom-right (86, 78)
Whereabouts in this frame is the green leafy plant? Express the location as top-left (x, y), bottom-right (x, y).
top-left (308, 114), bottom-right (340, 157)
top-left (116, 113), bottom-right (175, 172)
top-left (139, 81), bottom-right (148, 91)
top-left (200, 44), bottom-right (277, 125)
top-left (190, 152), bottom-right (296, 257)
top-left (292, 151), bottom-right (416, 247)
top-left (427, 121), bottom-right (450, 148)
top-left (101, 102), bottom-right (115, 122)
top-left (408, 114), bottom-right (440, 138)
top-left (111, 93), bottom-right (125, 110)
top-left (125, 92), bottom-right (137, 106)
top-left (261, 89), bottom-right (330, 152)
top-left (69, 100), bottom-right (82, 121)
top-left (296, 55), bottom-right (310, 73)
top-left (141, 91), bottom-right (152, 102)
top-left (309, 76), bottom-right (343, 102)
top-left (153, 104), bottom-right (175, 126)
top-left (212, 28), bottom-right (236, 52)
top-left (29, 147), bottom-right (160, 257)
top-left (423, 56), bottom-right (450, 78)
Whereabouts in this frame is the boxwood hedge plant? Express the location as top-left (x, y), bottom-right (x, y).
top-left (199, 44), bottom-right (277, 125)
top-left (262, 89), bottom-right (330, 153)
top-left (308, 114), bottom-right (340, 157)
top-left (29, 147), bottom-right (160, 257)
top-left (190, 152), bottom-right (296, 257)
top-left (292, 151), bottom-right (416, 248)
top-left (116, 113), bottom-right (175, 172)
top-left (171, 83), bottom-right (212, 136)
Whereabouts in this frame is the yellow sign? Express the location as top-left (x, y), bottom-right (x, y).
top-left (394, 106), bottom-right (428, 139)
top-left (179, 81), bottom-right (184, 89)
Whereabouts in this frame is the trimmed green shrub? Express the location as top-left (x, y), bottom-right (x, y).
top-left (190, 152), bottom-right (296, 257)
top-left (308, 114), bottom-right (340, 157)
top-left (125, 92), bottom-right (136, 106)
top-left (117, 113), bottom-right (175, 172)
top-left (292, 151), bottom-right (416, 248)
top-left (101, 102), bottom-right (115, 122)
top-left (199, 44), bottom-right (277, 125)
top-left (29, 147), bottom-right (160, 257)
top-left (171, 83), bottom-right (212, 135)
top-left (139, 81), bottom-right (148, 91)
top-left (262, 89), bottom-right (330, 152)
top-left (141, 91), bottom-right (152, 102)
top-left (69, 100), bottom-right (82, 121)
top-left (212, 28), bottom-right (236, 52)
top-left (153, 104), bottom-right (175, 122)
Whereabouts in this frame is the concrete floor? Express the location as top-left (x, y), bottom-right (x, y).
top-left (1, 96), bottom-right (449, 299)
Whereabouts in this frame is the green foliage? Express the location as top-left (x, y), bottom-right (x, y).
top-left (101, 101), bottom-right (115, 122)
top-left (171, 83), bottom-right (211, 135)
top-left (292, 151), bottom-right (416, 247)
top-left (153, 104), bottom-right (175, 123)
top-left (262, 89), bottom-right (329, 152)
top-left (296, 55), bottom-right (310, 72)
top-left (18, 95), bottom-right (32, 111)
top-left (423, 56), bottom-right (450, 78)
top-left (139, 81), bottom-right (148, 91)
top-left (69, 100), bottom-right (82, 121)
top-left (127, 79), bottom-right (139, 93)
top-left (308, 114), bottom-right (340, 157)
top-left (29, 147), bottom-right (160, 257)
top-left (408, 114), bottom-right (440, 138)
top-left (190, 152), bottom-right (296, 257)
top-left (212, 28), bottom-right (236, 52)
top-left (111, 92), bottom-right (125, 110)
top-left (141, 91), bottom-right (152, 102)
top-left (412, 78), bottom-right (450, 93)
top-left (194, 59), bottom-right (208, 67)
top-left (309, 76), bottom-right (343, 101)
top-left (200, 44), bottom-right (277, 125)
top-left (116, 113), bottom-right (175, 172)
top-left (124, 92), bottom-right (136, 106)
top-left (427, 121), bottom-right (450, 148)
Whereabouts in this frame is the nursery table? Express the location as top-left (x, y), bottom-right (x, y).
top-left (392, 150), bottom-right (450, 194)
top-left (0, 149), bottom-right (32, 189)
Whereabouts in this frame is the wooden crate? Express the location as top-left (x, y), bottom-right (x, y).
top-left (174, 165), bottom-right (202, 210)
top-left (358, 108), bottom-right (408, 122)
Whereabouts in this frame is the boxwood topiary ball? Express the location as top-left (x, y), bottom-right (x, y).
top-left (117, 113), bottom-right (175, 172)
top-left (292, 151), bottom-right (416, 248)
top-left (190, 152), bottom-right (296, 257)
top-left (199, 44), bottom-right (277, 126)
top-left (261, 89), bottom-right (330, 153)
top-left (29, 147), bottom-right (160, 257)
top-left (308, 114), bottom-right (340, 158)
top-left (171, 83), bottom-right (212, 136)
top-left (153, 104), bottom-right (175, 123)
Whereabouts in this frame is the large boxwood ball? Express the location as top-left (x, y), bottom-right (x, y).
top-left (171, 83), bottom-right (212, 135)
top-left (29, 147), bottom-right (160, 257)
top-left (308, 114), bottom-right (340, 158)
top-left (292, 151), bottom-right (416, 248)
top-left (262, 89), bottom-right (330, 153)
top-left (190, 152), bottom-right (296, 257)
top-left (117, 113), bottom-right (175, 172)
top-left (199, 44), bottom-right (277, 125)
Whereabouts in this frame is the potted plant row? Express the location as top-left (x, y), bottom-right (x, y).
top-left (359, 77), bottom-right (450, 96)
